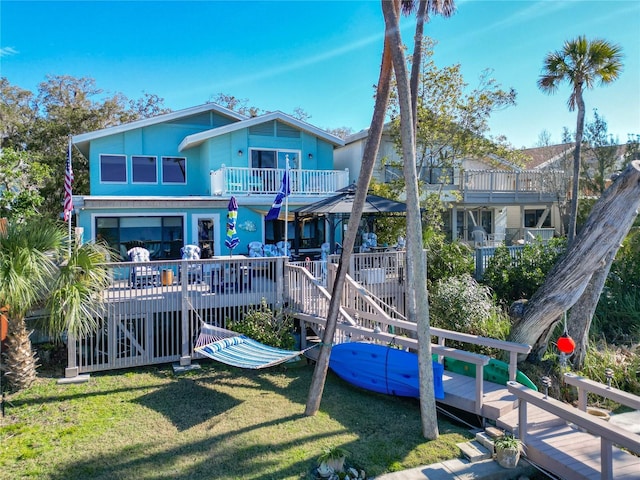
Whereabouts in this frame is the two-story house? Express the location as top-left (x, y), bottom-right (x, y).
top-left (71, 103), bottom-right (347, 260)
top-left (334, 126), bottom-right (568, 246)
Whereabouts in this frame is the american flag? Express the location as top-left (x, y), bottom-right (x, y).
top-left (63, 141), bottom-right (74, 221)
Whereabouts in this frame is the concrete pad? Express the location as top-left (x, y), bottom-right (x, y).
top-left (57, 374), bottom-right (90, 385)
top-left (374, 458), bottom-right (536, 480)
top-left (172, 362), bottom-right (201, 374)
top-left (609, 410), bottom-right (640, 434)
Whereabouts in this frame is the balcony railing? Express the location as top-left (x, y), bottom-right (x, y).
top-left (210, 166), bottom-right (350, 196)
top-left (462, 169), bottom-right (567, 194)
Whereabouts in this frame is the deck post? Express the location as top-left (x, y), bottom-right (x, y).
top-left (517, 395), bottom-right (527, 444)
top-left (601, 438), bottom-right (613, 480)
top-left (179, 260), bottom-right (191, 366)
top-left (65, 332), bottom-right (79, 378)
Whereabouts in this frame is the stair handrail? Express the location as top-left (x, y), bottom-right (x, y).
top-left (508, 381), bottom-right (640, 480)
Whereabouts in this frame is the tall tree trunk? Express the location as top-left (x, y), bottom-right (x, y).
top-left (382, 0), bottom-right (438, 440)
top-left (567, 249), bottom-right (615, 369)
top-left (567, 88), bottom-right (586, 245)
top-left (304, 5), bottom-right (395, 416)
top-left (509, 161), bottom-right (640, 361)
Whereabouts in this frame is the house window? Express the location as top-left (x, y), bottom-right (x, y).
top-left (299, 217), bottom-right (325, 249)
top-left (250, 149), bottom-right (299, 170)
top-left (524, 209), bottom-right (551, 228)
top-left (100, 154), bottom-right (127, 183)
top-left (251, 149), bottom-right (299, 191)
top-left (162, 157), bottom-right (186, 184)
top-left (95, 216), bottom-right (184, 260)
top-left (132, 156), bottom-right (157, 183)
top-left (265, 219), bottom-right (294, 245)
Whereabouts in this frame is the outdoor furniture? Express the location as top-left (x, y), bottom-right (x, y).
top-left (276, 241), bottom-right (291, 257)
top-left (472, 227), bottom-right (487, 248)
top-left (248, 241), bottom-right (264, 257)
top-left (210, 255), bottom-right (251, 293)
top-left (180, 245), bottom-right (202, 283)
top-left (127, 247), bottom-right (161, 288)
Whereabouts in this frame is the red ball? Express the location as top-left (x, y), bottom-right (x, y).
top-left (557, 334), bottom-right (576, 354)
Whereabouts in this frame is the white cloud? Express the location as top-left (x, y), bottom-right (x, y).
top-left (0, 46), bottom-right (19, 57)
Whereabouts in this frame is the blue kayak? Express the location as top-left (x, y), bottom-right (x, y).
top-left (329, 342), bottom-right (444, 399)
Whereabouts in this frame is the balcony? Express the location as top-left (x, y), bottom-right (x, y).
top-left (210, 166), bottom-right (350, 196)
top-left (461, 169), bottom-right (567, 204)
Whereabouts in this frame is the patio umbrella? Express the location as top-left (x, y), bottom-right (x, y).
top-left (225, 196), bottom-right (240, 255)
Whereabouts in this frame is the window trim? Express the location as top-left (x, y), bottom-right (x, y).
top-left (99, 154), bottom-right (128, 184)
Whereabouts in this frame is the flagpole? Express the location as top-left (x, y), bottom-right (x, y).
top-left (284, 155), bottom-right (290, 257)
top-left (67, 137), bottom-right (73, 257)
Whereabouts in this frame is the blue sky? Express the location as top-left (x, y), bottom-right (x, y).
top-left (1, 0), bottom-right (638, 148)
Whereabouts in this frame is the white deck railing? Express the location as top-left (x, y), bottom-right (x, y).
top-left (210, 166), bottom-right (350, 196)
top-left (463, 169), bottom-right (566, 193)
top-left (66, 256), bottom-right (286, 377)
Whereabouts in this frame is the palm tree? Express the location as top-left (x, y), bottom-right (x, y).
top-left (537, 36), bottom-right (623, 245)
top-left (0, 220), bottom-right (110, 391)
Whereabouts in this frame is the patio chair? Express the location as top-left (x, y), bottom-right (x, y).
top-left (472, 226), bottom-right (487, 248)
top-left (180, 244), bottom-right (202, 283)
top-left (276, 241), bottom-right (291, 258)
top-left (128, 247), bottom-right (161, 288)
top-left (248, 241), bottom-right (264, 257)
top-left (263, 244), bottom-right (278, 257)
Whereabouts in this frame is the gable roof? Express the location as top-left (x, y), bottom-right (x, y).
top-left (521, 143), bottom-right (575, 169)
top-left (294, 185), bottom-right (406, 215)
top-left (71, 103), bottom-right (247, 157)
top-left (178, 111), bottom-right (345, 151)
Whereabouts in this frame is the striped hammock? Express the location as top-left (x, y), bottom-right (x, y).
top-left (194, 323), bottom-right (314, 369)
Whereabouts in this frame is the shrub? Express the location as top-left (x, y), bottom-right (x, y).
top-left (429, 274), bottom-right (510, 355)
top-left (482, 238), bottom-right (566, 306)
top-left (593, 227), bottom-right (640, 344)
top-left (228, 299), bottom-right (294, 349)
top-left (425, 233), bottom-right (474, 289)
top-left (578, 341), bottom-right (640, 399)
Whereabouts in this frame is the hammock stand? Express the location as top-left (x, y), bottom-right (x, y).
top-left (194, 322), bottom-right (317, 370)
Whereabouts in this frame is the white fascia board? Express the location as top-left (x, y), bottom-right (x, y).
top-left (178, 111), bottom-right (345, 152)
top-left (72, 103), bottom-right (247, 148)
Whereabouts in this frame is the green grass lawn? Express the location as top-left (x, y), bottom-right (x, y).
top-left (0, 360), bottom-right (472, 479)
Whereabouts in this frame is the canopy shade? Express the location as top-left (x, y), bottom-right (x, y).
top-left (294, 186), bottom-right (406, 215)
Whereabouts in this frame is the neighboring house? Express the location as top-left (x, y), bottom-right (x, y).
top-left (335, 126), bottom-right (568, 245)
top-left (71, 103), bottom-right (347, 260)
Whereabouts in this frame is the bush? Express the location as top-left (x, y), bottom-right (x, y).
top-left (228, 299), bottom-right (295, 349)
top-left (425, 233), bottom-right (474, 289)
top-left (482, 238), bottom-right (566, 306)
top-left (593, 227), bottom-right (640, 344)
top-left (429, 274), bottom-right (510, 355)
top-left (578, 341), bottom-right (640, 399)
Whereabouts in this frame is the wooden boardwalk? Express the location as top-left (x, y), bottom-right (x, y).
top-left (294, 268), bottom-right (640, 480)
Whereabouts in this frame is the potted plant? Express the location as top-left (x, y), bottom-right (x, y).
top-left (317, 445), bottom-right (350, 475)
top-left (494, 434), bottom-right (522, 469)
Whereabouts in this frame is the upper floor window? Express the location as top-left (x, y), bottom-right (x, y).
top-left (251, 149), bottom-right (299, 170)
top-left (100, 154), bottom-right (127, 183)
top-left (132, 155), bottom-right (157, 183)
top-left (162, 157), bottom-right (186, 184)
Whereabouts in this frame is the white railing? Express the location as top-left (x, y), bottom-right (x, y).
top-left (210, 166), bottom-right (350, 196)
top-left (463, 170), bottom-right (566, 194)
top-left (508, 381), bottom-right (640, 480)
